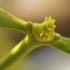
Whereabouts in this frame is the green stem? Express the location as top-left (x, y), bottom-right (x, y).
top-left (0, 8), bottom-right (32, 35)
top-left (46, 35), bottom-right (70, 54)
top-left (0, 35), bottom-right (44, 70)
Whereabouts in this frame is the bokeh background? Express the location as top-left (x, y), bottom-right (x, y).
top-left (0, 0), bottom-right (70, 70)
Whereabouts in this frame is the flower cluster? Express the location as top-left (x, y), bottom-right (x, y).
top-left (32, 17), bottom-right (56, 42)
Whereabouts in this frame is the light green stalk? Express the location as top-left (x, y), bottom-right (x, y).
top-left (0, 8), bottom-right (32, 35)
top-left (47, 34), bottom-right (70, 54)
top-left (0, 35), bottom-right (44, 70)
top-left (0, 8), bottom-right (70, 70)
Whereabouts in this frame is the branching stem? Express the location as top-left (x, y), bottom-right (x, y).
top-left (0, 35), bottom-right (44, 70)
top-left (0, 8), bottom-right (70, 70)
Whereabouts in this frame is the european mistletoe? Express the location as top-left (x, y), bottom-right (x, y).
top-left (0, 8), bottom-right (70, 70)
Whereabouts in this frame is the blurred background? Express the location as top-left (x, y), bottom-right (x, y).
top-left (0, 0), bottom-right (70, 70)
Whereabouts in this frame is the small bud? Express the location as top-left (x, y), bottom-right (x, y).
top-left (47, 28), bottom-right (52, 31)
top-left (44, 17), bottom-right (48, 21)
top-left (40, 33), bottom-right (49, 41)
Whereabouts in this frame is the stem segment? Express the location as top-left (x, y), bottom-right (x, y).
top-left (46, 34), bottom-right (70, 54)
top-left (0, 35), bottom-right (44, 70)
top-left (0, 8), bottom-right (32, 35)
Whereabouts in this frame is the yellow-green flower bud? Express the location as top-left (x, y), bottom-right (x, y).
top-left (32, 17), bottom-right (56, 42)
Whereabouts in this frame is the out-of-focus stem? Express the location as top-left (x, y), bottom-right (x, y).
top-left (0, 35), bottom-right (44, 70)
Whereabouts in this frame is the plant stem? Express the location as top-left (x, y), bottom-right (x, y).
top-left (0, 8), bottom-right (32, 35)
top-left (46, 35), bottom-right (70, 54)
top-left (0, 35), bottom-right (44, 70)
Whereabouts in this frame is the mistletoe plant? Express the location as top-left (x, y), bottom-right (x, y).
top-left (0, 8), bottom-right (70, 70)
